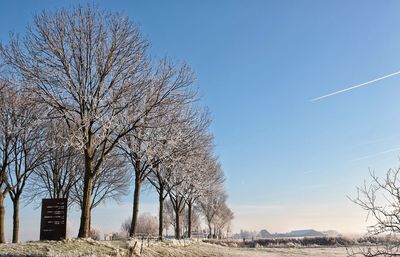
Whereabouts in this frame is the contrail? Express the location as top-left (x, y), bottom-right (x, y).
top-left (350, 147), bottom-right (400, 162)
top-left (311, 70), bottom-right (400, 101)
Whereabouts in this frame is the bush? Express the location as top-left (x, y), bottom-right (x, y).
top-left (90, 228), bottom-right (101, 240)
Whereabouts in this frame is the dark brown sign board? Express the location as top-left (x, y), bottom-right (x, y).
top-left (40, 198), bottom-right (67, 241)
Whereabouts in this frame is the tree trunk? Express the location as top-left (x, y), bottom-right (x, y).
top-left (129, 176), bottom-right (141, 237)
top-left (213, 226), bottom-right (216, 239)
top-left (158, 187), bottom-right (164, 240)
top-left (175, 206), bottom-right (180, 239)
top-left (78, 172), bottom-right (94, 238)
top-left (0, 194), bottom-right (5, 243)
top-left (88, 210), bottom-right (92, 237)
top-left (12, 196), bottom-right (20, 243)
top-left (208, 224), bottom-right (212, 239)
top-left (187, 202), bottom-right (192, 238)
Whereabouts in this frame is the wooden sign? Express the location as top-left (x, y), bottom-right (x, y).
top-left (40, 198), bottom-right (67, 241)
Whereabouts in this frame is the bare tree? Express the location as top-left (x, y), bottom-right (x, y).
top-left (168, 182), bottom-right (187, 239)
top-left (184, 151), bottom-right (222, 238)
top-left (146, 107), bottom-right (211, 239)
top-left (0, 82), bottom-right (17, 243)
top-left (122, 212), bottom-right (158, 236)
top-left (71, 154), bottom-right (131, 230)
top-left (5, 90), bottom-right (47, 243)
top-left (213, 203), bottom-right (234, 239)
top-left (0, 83), bottom-right (47, 243)
top-left (162, 205), bottom-right (172, 238)
top-left (350, 167), bottom-right (400, 256)
top-left (90, 228), bottom-right (101, 240)
top-left (119, 59), bottom-right (197, 238)
top-left (163, 140), bottom-right (211, 239)
top-left (0, 6), bottom-right (194, 237)
top-left (27, 119), bottom-right (81, 205)
top-left (200, 186), bottom-right (227, 238)
top-left (183, 205), bottom-right (201, 237)
top-left (165, 197), bottom-right (184, 238)
top-left (148, 165), bottom-right (174, 240)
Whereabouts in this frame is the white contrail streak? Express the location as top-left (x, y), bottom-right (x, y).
top-left (350, 147), bottom-right (400, 162)
top-left (311, 70), bottom-right (400, 101)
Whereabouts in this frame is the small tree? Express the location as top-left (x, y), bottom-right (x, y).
top-left (122, 213), bottom-right (158, 236)
top-left (351, 167), bottom-right (400, 256)
top-left (90, 228), bottom-right (101, 240)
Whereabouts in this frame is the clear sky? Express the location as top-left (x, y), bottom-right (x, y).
top-left (2, 0), bottom-right (400, 241)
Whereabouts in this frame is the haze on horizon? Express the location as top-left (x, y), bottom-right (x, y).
top-left (1, 0), bottom-right (400, 241)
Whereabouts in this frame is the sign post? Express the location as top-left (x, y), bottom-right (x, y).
top-left (40, 198), bottom-right (67, 241)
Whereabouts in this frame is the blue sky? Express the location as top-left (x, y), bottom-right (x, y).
top-left (2, 0), bottom-right (400, 241)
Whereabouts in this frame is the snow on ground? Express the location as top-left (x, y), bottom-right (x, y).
top-left (0, 239), bottom-right (349, 257)
top-left (0, 239), bottom-right (127, 257)
top-left (142, 243), bottom-right (348, 257)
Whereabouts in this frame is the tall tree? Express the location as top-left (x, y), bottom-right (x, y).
top-left (0, 82), bottom-right (17, 243)
top-left (6, 90), bottom-right (47, 243)
top-left (146, 107), bottom-right (210, 239)
top-left (200, 181), bottom-right (227, 238)
top-left (183, 152), bottom-right (218, 238)
top-left (120, 60), bottom-right (197, 237)
top-left (213, 203), bottom-right (234, 239)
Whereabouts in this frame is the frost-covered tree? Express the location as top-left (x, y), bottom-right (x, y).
top-left (28, 119), bottom-right (81, 204)
top-left (6, 90), bottom-right (47, 243)
top-left (146, 107), bottom-right (211, 239)
top-left (183, 205), bottom-right (201, 237)
top-left (0, 5), bottom-right (234, 241)
top-left (122, 212), bottom-right (158, 236)
top-left (119, 62), bottom-right (198, 238)
top-left (0, 83), bottom-right (17, 243)
top-left (0, 84), bottom-right (47, 243)
top-left (0, 5), bottom-right (196, 238)
top-left (199, 177), bottom-right (227, 238)
top-left (213, 203), bottom-right (234, 239)
top-left (183, 151), bottom-right (222, 238)
top-left (350, 167), bottom-right (400, 256)
top-left (71, 154), bottom-right (131, 231)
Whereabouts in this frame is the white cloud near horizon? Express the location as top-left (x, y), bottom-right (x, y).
top-left (311, 70), bottom-right (400, 101)
top-left (231, 204), bottom-right (285, 210)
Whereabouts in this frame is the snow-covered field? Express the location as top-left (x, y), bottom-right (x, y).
top-left (0, 239), bottom-right (126, 257)
top-left (142, 243), bottom-right (348, 257)
top-left (0, 239), bottom-right (349, 257)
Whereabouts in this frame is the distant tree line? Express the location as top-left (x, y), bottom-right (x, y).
top-left (0, 5), bottom-right (233, 243)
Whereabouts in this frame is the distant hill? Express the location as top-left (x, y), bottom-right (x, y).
top-left (287, 229), bottom-right (324, 237)
top-left (237, 229), bottom-right (342, 239)
top-left (258, 229), bottom-right (335, 238)
top-left (321, 230), bottom-right (342, 237)
top-left (259, 229), bottom-right (271, 238)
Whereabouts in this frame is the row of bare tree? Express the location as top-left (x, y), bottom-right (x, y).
top-left (0, 5), bottom-right (233, 242)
